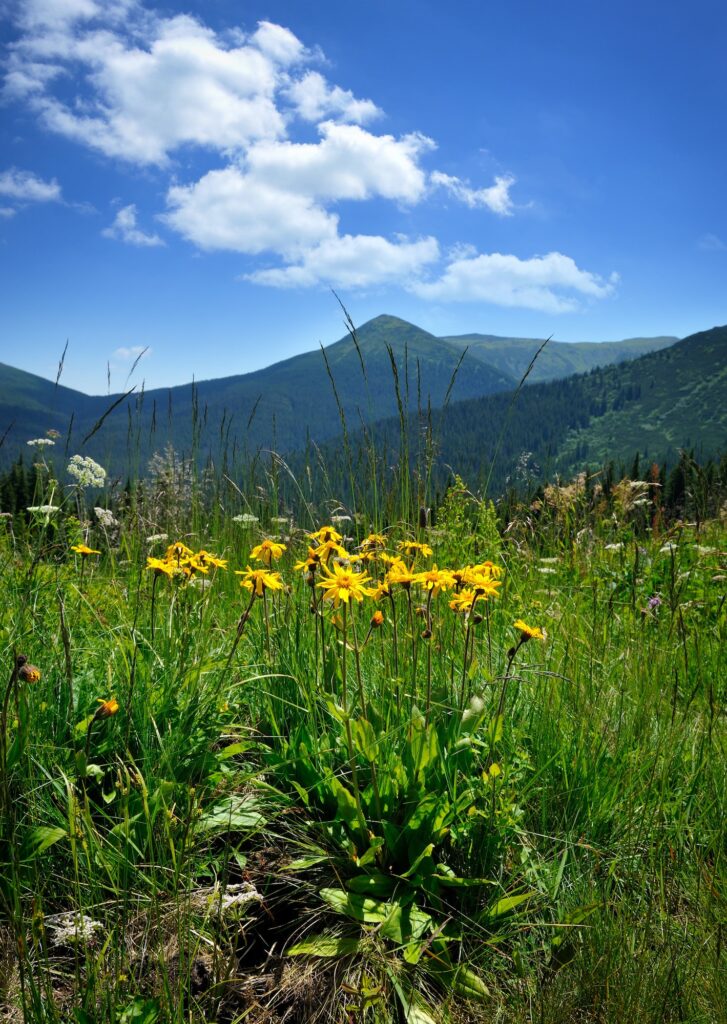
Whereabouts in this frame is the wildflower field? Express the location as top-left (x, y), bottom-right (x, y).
top-left (0, 454), bottom-right (725, 1024)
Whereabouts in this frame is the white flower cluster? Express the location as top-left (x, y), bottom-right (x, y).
top-left (67, 455), bottom-right (106, 489)
top-left (45, 912), bottom-right (105, 946)
top-left (232, 513), bottom-right (259, 525)
top-left (190, 881), bottom-right (262, 918)
top-left (27, 504), bottom-right (60, 515)
top-left (94, 507), bottom-right (118, 528)
top-left (146, 533), bottom-right (169, 543)
top-left (27, 438), bottom-right (55, 448)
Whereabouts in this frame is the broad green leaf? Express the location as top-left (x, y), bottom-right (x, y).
top-left (287, 935), bottom-right (363, 957)
top-left (195, 795), bottom-right (265, 836)
top-left (485, 892), bottom-right (535, 918)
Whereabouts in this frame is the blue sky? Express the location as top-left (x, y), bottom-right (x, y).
top-left (0, 0), bottom-right (725, 393)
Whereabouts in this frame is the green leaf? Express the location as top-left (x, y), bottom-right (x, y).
top-left (487, 715), bottom-right (504, 745)
top-left (287, 935), bottom-right (363, 957)
top-left (195, 795), bottom-right (265, 836)
top-left (22, 826), bottom-right (67, 860)
top-left (485, 892), bottom-right (535, 918)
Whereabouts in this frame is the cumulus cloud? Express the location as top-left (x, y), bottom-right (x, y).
top-left (285, 71), bottom-right (381, 124)
top-left (431, 171), bottom-right (516, 215)
top-left (164, 168), bottom-right (338, 255)
top-left (247, 234), bottom-right (440, 289)
top-left (102, 204), bottom-right (164, 246)
top-left (0, 167), bottom-right (62, 202)
top-left (3, 3), bottom-right (619, 309)
top-left (410, 251), bottom-right (618, 313)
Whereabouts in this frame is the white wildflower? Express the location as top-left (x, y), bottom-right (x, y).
top-left (94, 507), bottom-right (118, 528)
top-left (539, 557), bottom-right (558, 564)
top-left (27, 504), bottom-right (60, 515)
top-left (232, 513), bottom-right (259, 525)
top-left (146, 532), bottom-right (169, 543)
top-left (330, 514), bottom-right (352, 524)
top-left (67, 455), bottom-right (106, 489)
top-left (45, 912), bottom-right (104, 946)
top-left (27, 438), bottom-right (55, 448)
top-left (537, 567), bottom-right (557, 575)
top-left (696, 546), bottom-right (717, 556)
top-left (191, 881), bottom-right (262, 917)
top-left (659, 543), bottom-right (677, 554)
top-left (605, 543), bottom-right (623, 551)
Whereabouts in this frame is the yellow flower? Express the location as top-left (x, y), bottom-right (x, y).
top-left (95, 697), bottom-right (119, 719)
top-left (293, 547), bottom-right (321, 572)
top-left (380, 552), bottom-right (406, 568)
top-left (17, 656), bottom-right (41, 683)
top-left (71, 543), bottom-right (101, 556)
top-left (371, 609), bottom-right (385, 628)
top-left (449, 588), bottom-right (492, 614)
top-left (513, 619), bottom-right (545, 642)
top-left (313, 539), bottom-right (348, 564)
top-left (464, 572), bottom-right (502, 599)
top-left (196, 550), bottom-right (228, 570)
top-left (360, 533), bottom-right (387, 551)
top-left (250, 539), bottom-right (287, 565)
top-left (166, 541), bottom-right (194, 563)
top-left (317, 563), bottom-right (372, 607)
top-left (414, 565), bottom-right (457, 595)
top-left (146, 557), bottom-right (178, 577)
top-left (398, 540), bottom-right (433, 558)
top-left (386, 563), bottom-right (418, 589)
top-left (308, 525), bottom-right (343, 544)
top-left (371, 580), bottom-right (393, 601)
top-left (236, 566), bottom-right (285, 597)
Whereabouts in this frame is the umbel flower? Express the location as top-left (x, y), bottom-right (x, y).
top-left (317, 563), bottom-right (372, 606)
top-left (236, 566), bottom-right (285, 596)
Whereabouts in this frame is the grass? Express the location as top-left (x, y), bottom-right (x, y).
top-left (0, 453), bottom-right (724, 1024)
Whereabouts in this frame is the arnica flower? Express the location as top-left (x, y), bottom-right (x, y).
top-left (312, 539), bottom-right (348, 564)
top-left (166, 541), bottom-right (194, 564)
top-left (360, 533), bottom-right (387, 551)
top-left (449, 589), bottom-right (487, 614)
top-left (236, 566), bottom-right (285, 597)
top-left (71, 543), bottom-right (101, 557)
top-left (196, 550), bottom-right (228, 570)
top-left (414, 565), bottom-right (457, 596)
top-left (371, 609), bottom-right (385, 628)
top-left (371, 580), bottom-right (392, 601)
top-left (308, 525), bottom-right (343, 545)
top-left (513, 619), bottom-right (545, 642)
top-left (398, 540), bottom-right (434, 559)
top-left (16, 656), bottom-right (41, 684)
top-left (386, 564), bottom-right (418, 589)
top-left (146, 557), bottom-right (178, 578)
top-left (95, 698), bottom-right (119, 719)
top-left (250, 539), bottom-right (287, 565)
top-left (293, 547), bottom-right (321, 572)
top-left (317, 563), bottom-right (372, 607)
top-left (464, 573), bottom-right (502, 599)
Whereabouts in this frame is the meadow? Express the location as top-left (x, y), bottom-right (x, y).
top-left (0, 449), bottom-right (724, 1024)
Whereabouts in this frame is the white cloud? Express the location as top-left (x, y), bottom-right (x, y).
top-left (431, 171), bottom-right (516, 215)
top-left (411, 251), bottom-right (617, 312)
top-left (9, 12), bottom-right (290, 165)
top-left (286, 71), bottom-right (380, 124)
top-left (245, 122), bottom-right (433, 203)
top-left (0, 167), bottom-right (62, 202)
top-left (102, 203), bottom-right (164, 246)
top-left (164, 168), bottom-right (338, 255)
top-left (250, 20), bottom-right (305, 65)
top-left (698, 233), bottom-right (726, 252)
top-left (114, 344), bottom-right (151, 359)
top-left (247, 233), bottom-right (440, 289)
top-left (0, 207), bottom-right (17, 218)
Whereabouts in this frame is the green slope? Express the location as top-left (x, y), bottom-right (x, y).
top-left (439, 332), bottom-right (677, 382)
top-left (302, 325), bottom-right (726, 500)
top-left (0, 316), bottom-right (513, 470)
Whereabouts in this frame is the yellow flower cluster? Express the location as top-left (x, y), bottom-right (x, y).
top-left (146, 541), bottom-right (228, 578)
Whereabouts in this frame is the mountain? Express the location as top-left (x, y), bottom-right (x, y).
top-left (438, 333), bottom-right (677, 382)
top-left (301, 325), bottom-right (727, 501)
top-left (0, 315), bottom-right (514, 471)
